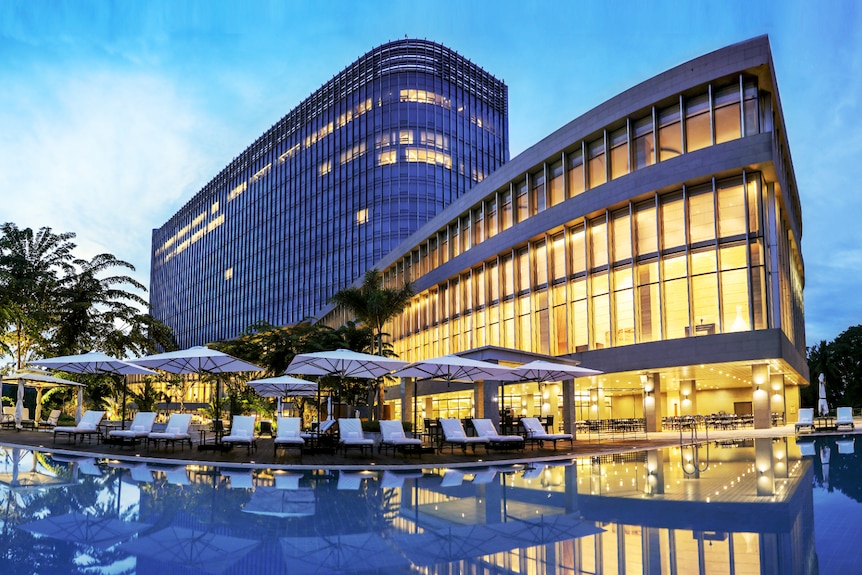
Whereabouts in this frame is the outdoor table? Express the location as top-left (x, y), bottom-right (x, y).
top-left (814, 415), bottom-right (836, 431)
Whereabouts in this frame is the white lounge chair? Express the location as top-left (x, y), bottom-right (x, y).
top-left (337, 471), bottom-right (363, 490)
top-left (337, 418), bottom-right (375, 455)
top-left (378, 420), bottom-right (422, 456)
top-left (53, 410), bottom-right (105, 444)
top-left (274, 417), bottom-right (305, 459)
top-left (1, 406), bottom-right (15, 429)
top-left (146, 413), bottom-right (193, 451)
top-left (471, 467), bottom-right (498, 484)
top-left (107, 412), bottom-right (158, 446)
top-left (837, 437), bottom-right (855, 454)
top-left (221, 415), bottom-right (258, 454)
top-left (41, 409), bottom-right (62, 430)
top-left (836, 407), bottom-right (855, 431)
top-left (380, 470), bottom-right (423, 490)
top-left (520, 416), bottom-right (573, 449)
top-left (472, 418), bottom-right (524, 451)
top-left (438, 418), bottom-right (488, 454)
top-left (223, 469), bottom-right (254, 489)
top-left (440, 469), bottom-right (465, 487)
top-left (795, 408), bottom-right (815, 434)
top-left (798, 440), bottom-right (816, 457)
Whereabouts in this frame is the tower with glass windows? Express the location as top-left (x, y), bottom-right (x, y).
top-left (149, 39), bottom-right (508, 347)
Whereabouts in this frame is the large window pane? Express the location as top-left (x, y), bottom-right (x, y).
top-left (516, 180), bottom-right (528, 223)
top-left (717, 180), bottom-right (746, 237)
top-left (612, 210), bottom-right (632, 263)
top-left (663, 277), bottom-right (689, 339)
top-left (572, 296), bottom-right (588, 351)
top-left (610, 127), bottom-right (629, 180)
top-left (685, 93), bottom-right (711, 152)
top-left (638, 273), bottom-right (660, 343)
top-left (691, 272), bottom-right (718, 334)
top-left (589, 217), bottom-right (608, 269)
top-left (551, 232), bottom-right (566, 283)
top-left (688, 189), bottom-right (715, 244)
top-left (567, 149), bottom-right (585, 197)
top-left (588, 137), bottom-right (606, 188)
top-left (534, 240), bottom-right (548, 288)
top-left (549, 160), bottom-right (564, 206)
top-left (635, 201), bottom-right (658, 256)
top-left (661, 193), bottom-right (685, 250)
top-left (633, 114), bottom-right (655, 169)
top-left (591, 292), bottom-right (610, 349)
top-left (531, 170), bottom-right (545, 215)
top-left (614, 287), bottom-right (634, 345)
top-left (570, 225), bottom-right (586, 275)
top-left (714, 84), bottom-right (741, 144)
top-left (721, 268), bottom-right (750, 332)
top-left (743, 81), bottom-right (759, 136)
top-left (501, 190), bottom-right (513, 231)
top-left (659, 104), bottom-right (682, 161)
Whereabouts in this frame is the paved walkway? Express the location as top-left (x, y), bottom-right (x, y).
top-left (0, 423), bottom-right (854, 471)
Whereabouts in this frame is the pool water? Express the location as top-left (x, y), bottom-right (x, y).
top-left (0, 435), bottom-right (857, 574)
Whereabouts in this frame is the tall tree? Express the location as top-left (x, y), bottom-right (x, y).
top-left (0, 223), bottom-right (76, 369)
top-left (329, 268), bottom-right (413, 419)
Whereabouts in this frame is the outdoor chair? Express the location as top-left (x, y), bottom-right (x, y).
top-left (440, 468), bottom-right (465, 487)
top-left (107, 412), bottom-right (157, 446)
top-left (520, 416), bottom-right (573, 449)
top-left (146, 413), bottom-right (193, 451)
top-left (380, 470), bottom-right (423, 490)
top-left (438, 418), bottom-right (488, 454)
top-left (222, 469), bottom-right (254, 489)
top-left (795, 408), bottom-right (815, 434)
top-left (378, 419), bottom-right (422, 456)
top-left (1, 407), bottom-right (16, 429)
top-left (41, 409), bottom-right (62, 430)
top-left (221, 415), bottom-right (258, 454)
top-left (798, 439), bottom-right (816, 457)
top-left (337, 471), bottom-right (363, 490)
top-left (471, 467), bottom-right (498, 484)
top-left (837, 437), bottom-right (855, 454)
top-left (274, 417), bottom-right (304, 460)
top-left (337, 418), bottom-right (374, 455)
top-left (836, 407), bottom-right (855, 431)
top-left (471, 418), bottom-right (524, 451)
top-left (53, 410), bottom-right (105, 444)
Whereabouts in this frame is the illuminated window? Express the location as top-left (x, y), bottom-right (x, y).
top-left (633, 115), bottom-right (655, 169)
top-left (278, 143), bottom-right (300, 163)
top-left (378, 150), bottom-right (397, 166)
top-left (356, 208), bottom-right (369, 225)
top-left (224, 267), bottom-right (233, 281)
top-left (588, 137), bottom-right (606, 188)
top-left (319, 160), bottom-right (332, 176)
top-left (228, 181), bottom-right (247, 201)
top-left (685, 93), bottom-right (711, 152)
top-left (609, 127), bottom-right (629, 180)
top-left (250, 163), bottom-right (271, 183)
top-left (211, 201), bottom-right (219, 214)
top-left (714, 85), bottom-right (741, 144)
top-left (659, 104), bottom-right (682, 161)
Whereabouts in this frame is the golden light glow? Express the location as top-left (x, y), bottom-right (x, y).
top-left (224, 267), bottom-right (233, 281)
top-left (356, 208), bottom-right (369, 225)
top-left (319, 160), bottom-right (332, 176)
top-left (278, 143), bottom-right (300, 163)
top-left (377, 150), bottom-right (397, 166)
top-left (250, 163), bottom-right (271, 183)
top-left (228, 181), bottom-right (247, 201)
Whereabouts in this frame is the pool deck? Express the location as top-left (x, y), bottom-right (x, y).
top-left (0, 423), bottom-right (857, 470)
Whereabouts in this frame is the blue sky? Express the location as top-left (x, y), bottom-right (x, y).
top-left (1, 0), bottom-right (860, 344)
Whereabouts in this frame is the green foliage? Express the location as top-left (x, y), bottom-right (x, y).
top-left (129, 377), bottom-right (166, 412)
top-left (806, 325), bottom-right (862, 408)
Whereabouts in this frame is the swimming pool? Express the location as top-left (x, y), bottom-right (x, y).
top-left (0, 435), bottom-right (856, 574)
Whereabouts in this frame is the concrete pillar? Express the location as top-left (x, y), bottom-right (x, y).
top-left (679, 380), bottom-right (697, 416)
top-left (755, 437), bottom-right (775, 496)
top-left (402, 377), bottom-right (413, 426)
top-left (752, 364), bottom-right (772, 430)
top-left (770, 373), bottom-right (786, 425)
top-left (642, 373), bottom-right (662, 433)
top-left (591, 385), bottom-right (609, 420)
top-left (646, 449), bottom-right (665, 495)
top-left (562, 379), bottom-right (576, 435)
top-left (476, 380), bottom-right (500, 425)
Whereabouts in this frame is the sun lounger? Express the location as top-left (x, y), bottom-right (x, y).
top-left (471, 418), bottom-right (524, 451)
top-left (274, 417), bottom-right (304, 460)
top-left (438, 418), bottom-right (489, 454)
top-left (1, 407), bottom-right (15, 429)
top-left (223, 469), bottom-right (254, 489)
top-left (146, 413), bottom-right (193, 451)
top-left (520, 416), bottom-right (573, 449)
top-left (53, 410), bottom-right (105, 444)
top-left (380, 470), bottom-right (423, 490)
top-left (440, 469), bottom-right (465, 487)
top-left (795, 408), bottom-right (815, 434)
top-left (837, 437), bottom-right (855, 454)
top-left (41, 409), bottom-right (62, 430)
top-left (107, 412), bottom-right (157, 446)
top-left (337, 471), bottom-right (363, 490)
top-left (378, 420), bottom-right (422, 456)
top-left (836, 407), bottom-right (855, 431)
top-left (798, 439), bottom-right (816, 457)
top-left (221, 415), bottom-right (258, 454)
top-left (471, 467), bottom-right (498, 484)
top-left (337, 418), bottom-right (374, 455)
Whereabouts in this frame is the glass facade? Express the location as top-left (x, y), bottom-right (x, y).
top-left (150, 40), bottom-right (508, 346)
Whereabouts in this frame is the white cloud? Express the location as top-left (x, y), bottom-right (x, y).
top-left (0, 67), bottom-right (223, 297)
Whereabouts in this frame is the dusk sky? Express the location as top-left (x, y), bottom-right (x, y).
top-left (2, 0), bottom-right (860, 345)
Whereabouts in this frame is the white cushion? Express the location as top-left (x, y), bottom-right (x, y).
top-left (347, 431), bottom-right (359, 438)
top-left (132, 425), bottom-right (145, 432)
top-left (78, 422), bottom-right (96, 431)
top-left (166, 426), bottom-right (180, 434)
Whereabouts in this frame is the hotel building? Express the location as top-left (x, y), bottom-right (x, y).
top-left (149, 39), bottom-right (508, 347)
top-left (153, 35), bottom-right (808, 430)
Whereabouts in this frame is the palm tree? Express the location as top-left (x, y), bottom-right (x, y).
top-left (0, 223), bottom-right (76, 369)
top-left (329, 268), bottom-right (413, 419)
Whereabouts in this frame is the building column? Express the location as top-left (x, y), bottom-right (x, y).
top-left (476, 380), bottom-right (500, 426)
top-left (755, 437), bottom-right (775, 496)
top-left (770, 373), bottom-right (786, 425)
top-left (591, 385), bottom-right (609, 420)
top-left (562, 378), bottom-right (576, 436)
top-left (679, 380), bottom-right (697, 416)
top-left (402, 377), bottom-right (413, 426)
top-left (642, 373), bottom-right (662, 433)
top-left (752, 364), bottom-right (772, 430)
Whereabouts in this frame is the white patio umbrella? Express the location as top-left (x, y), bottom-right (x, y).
top-left (818, 373), bottom-right (829, 416)
top-left (393, 355), bottom-right (517, 430)
top-left (286, 349), bottom-right (407, 420)
top-left (119, 526), bottom-right (259, 574)
top-left (28, 351), bottom-right (157, 426)
top-left (248, 375), bottom-right (318, 416)
top-left (506, 359), bottom-right (603, 420)
top-left (129, 346), bottom-right (263, 425)
top-left (2, 370), bottom-right (84, 429)
top-left (18, 511), bottom-right (150, 549)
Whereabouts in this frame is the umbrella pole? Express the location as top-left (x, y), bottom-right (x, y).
top-left (121, 375), bottom-right (128, 430)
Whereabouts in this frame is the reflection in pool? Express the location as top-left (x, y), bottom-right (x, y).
top-left (0, 436), bottom-right (854, 574)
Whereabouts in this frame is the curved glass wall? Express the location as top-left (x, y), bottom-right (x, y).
top-left (150, 40), bottom-right (508, 347)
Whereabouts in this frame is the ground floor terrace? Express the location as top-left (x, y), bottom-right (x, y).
top-left (384, 330), bottom-right (810, 436)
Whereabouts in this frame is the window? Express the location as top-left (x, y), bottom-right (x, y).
top-left (567, 149), bottom-right (585, 198)
top-left (549, 161), bottom-right (564, 206)
top-left (501, 190), bottom-right (513, 230)
top-left (530, 170), bottom-right (545, 215)
top-left (589, 217), bottom-right (608, 269)
top-left (714, 84), bottom-right (741, 144)
top-left (610, 127), bottom-right (629, 180)
top-left (688, 187), bottom-right (715, 244)
top-left (611, 210), bottom-right (632, 263)
top-left (633, 115), bottom-right (654, 169)
top-left (635, 201), bottom-right (657, 256)
top-left (743, 81), bottom-right (759, 136)
top-left (717, 179), bottom-right (746, 237)
top-left (588, 137), bottom-right (606, 188)
top-left (658, 104), bottom-right (681, 161)
top-left (660, 193), bottom-right (685, 250)
top-left (516, 180), bottom-right (529, 222)
top-left (485, 198), bottom-right (497, 238)
top-left (685, 93), bottom-right (711, 152)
